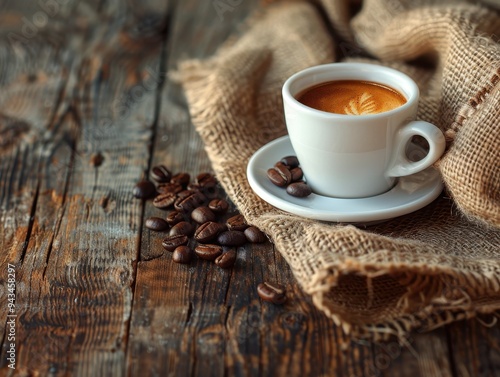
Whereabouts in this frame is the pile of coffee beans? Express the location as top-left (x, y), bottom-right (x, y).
top-left (133, 166), bottom-right (287, 305)
top-left (133, 167), bottom-right (268, 270)
top-left (267, 156), bottom-right (312, 197)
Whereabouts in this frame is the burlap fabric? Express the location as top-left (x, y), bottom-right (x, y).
top-left (177, 0), bottom-right (500, 339)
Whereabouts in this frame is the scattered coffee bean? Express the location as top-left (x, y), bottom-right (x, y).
top-left (194, 244), bottom-right (223, 261)
top-left (152, 192), bottom-right (176, 209)
top-left (162, 235), bottom-right (189, 252)
top-left (177, 189), bottom-right (195, 200)
top-left (267, 163), bottom-right (292, 187)
top-left (257, 282), bottom-right (286, 305)
top-left (217, 230), bottom-right (247, 246)
top-left (208, 198), bottom-right (229, 215)
top-left (244, 226), bottom-right (267, 243)
top-left (290, 167), bottom-right (303, 182)
top-left (133, 179), bottom-right (156, 199)
top-left (195, 191), bottom-right (207, 203)
top-left (191, 206), bottom-right (216, 224)
top-left (196, 172), bottom-right (215, 185)
top-left (151, 165), bottom-right (171, 183)
top-left (156, 182), bottom-right (183, 195)
top-left (171, 172), bottom-right (190, 188)
top-left (202, 186), bottom-right (218, 198)
top-left (226, 214), bottom-right (248, 231)
top-left (196, 172), bottom-right (218, 197)
top-left (280, 156), bottom-right (299, 169)
top-left (286, 182), bottom-right (312, 197)
top-left (215, 248), bottom-right (237, 269)
top-left (145, 217), bottom-right (169, 231)
top-left (194, 221), bottom-right (225, 243)
top-left (173, 246), bottom-right (192, 264)
top-left (166, 210), bottom-right (184, 226)
top-left (169, 221), bottom-right (194, 237)
top-left (174, 192), bottom-right (205, 213)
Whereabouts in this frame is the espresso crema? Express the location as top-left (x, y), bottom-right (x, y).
top-left (296, 80), bottom-right (407, 115)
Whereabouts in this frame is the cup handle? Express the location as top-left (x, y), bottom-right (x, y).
top-left (386, 120), bottom-right (446, 177)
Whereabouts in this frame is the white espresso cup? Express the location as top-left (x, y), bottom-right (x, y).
top-left (282, 63), bottom-right (446, 198)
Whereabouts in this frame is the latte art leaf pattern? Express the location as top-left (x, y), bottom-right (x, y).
top-left (296, 80), bottom-right (407, 114)
top-left (344, 92), bottom-right (377, 115)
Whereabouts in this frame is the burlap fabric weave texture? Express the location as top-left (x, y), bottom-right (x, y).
top-left (178, 0), bottom-right (500, 339)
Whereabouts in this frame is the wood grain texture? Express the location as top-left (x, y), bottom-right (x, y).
top-left (0, 0), bottom-right (166, 375)
top-left (0, 1), bottom-right (499, 376)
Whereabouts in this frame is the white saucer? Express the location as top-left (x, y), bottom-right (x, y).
top-left (246, 136), bottom-right (443, 223)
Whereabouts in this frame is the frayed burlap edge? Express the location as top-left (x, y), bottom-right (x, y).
top-left (309, 259), bottom-right (500, 339)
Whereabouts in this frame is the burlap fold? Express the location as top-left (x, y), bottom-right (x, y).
top-left (177, 0), bottom-right (500, 339)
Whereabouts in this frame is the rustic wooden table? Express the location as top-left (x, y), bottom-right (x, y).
top-left (1, 1), bottom-right (499, 376)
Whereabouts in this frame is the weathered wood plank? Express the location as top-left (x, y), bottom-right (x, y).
top-left (415, 330), bottom-right (454, 377)
top-left (0, 0), bottom-right (168, 375)
top-left (446, 318), bottom-right (500, 377)
top-left (0, 4), bottom-right (80, 375)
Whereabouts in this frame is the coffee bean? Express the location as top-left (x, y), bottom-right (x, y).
top-left (215, 248), bottom-right (237, 269)
top-left (171, 172), bottom-right (190, 188)
top-left (280, 156), bottom-right (299, 169)
top-left (197, 172), bottom-right (218, 197)
top-left (162, 235), bottom-right (188, 252)
top-left (166, 210), bottom-right (184, 226)
top-left (169, 221), bottom-right (194, 237)
top-left (202, 186), bottom-right (218, 198)
top-left (151, 165), bottom-right (171, 183)
top-left (152, 192), bottom-right (176, 209)
top-left (188, 191), bottom-right (207, 205)
top-left (267, 163), bottom-right (292, 187)
top-left (208, 198), bottom-right (229, 215)
top-left (194, 221), bottom-right (225, 243)
top-left (133, 180), bottom-right (156, 199)
top-left (257, 282), bottom-right (286, 305)
top-left (244, 226), bottom-right (267, 243)
top-left (286, 182), bottom-right (312, 197)
top-left (174, 192), bottom-right (206, 213)
top-left (196, 172), bottom-right (216, 185)
top-left (290, 167), bottom-right (303, 182)
top-left (226, 214), bottom-right (248, 231)
top-left (156, 182), bottom-right (183, 195)
top-left (177, 189), bottom-right (195, 200)
top-left (217, 230), bottom-right (247, 246)
top-left (267, 171), bottom-right (280, 186)
top-left (191, 206), bottom-right (216, 224)
top-left (195, 190), bottom-right (207, 203)
top-left (274, 161), bottom-right (289, 170)
top-left (173, 245), bottom-right (192, 264)
top-left (194, 244), bottom-right (223, 261)
top-left (145, 217), bottom-right (169, 231)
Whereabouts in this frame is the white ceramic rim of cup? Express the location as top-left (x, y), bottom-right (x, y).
top-left (282, 62), bottom-right (419, 120)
